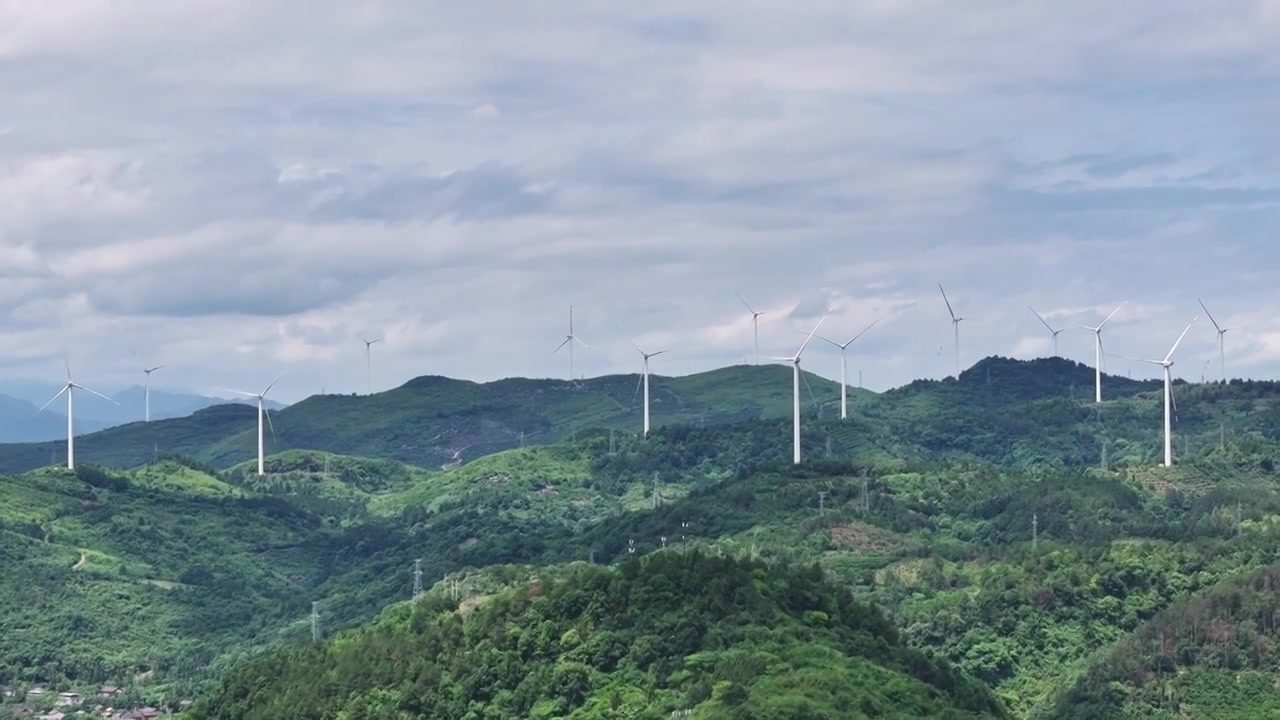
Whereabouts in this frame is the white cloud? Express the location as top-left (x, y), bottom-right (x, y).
top-left (0, 0), bottom-right (1277, 401)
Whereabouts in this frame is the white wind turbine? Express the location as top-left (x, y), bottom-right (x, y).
top-left (143, 364), bottom-right (165, 422)
top-left (627, 338), bottom-right (666, 438)
top-left (553, 306), bottom-right (589, 380)
top-left (359, 335), bottom-right (384, 395)
top-left (1114, 317), bottom-right (1197, 467)
top-left (815, 315), bottom-right (885, 420)
top-left (1028, 307), bottom-right (1066, 357)
top-left (736, 294), bottom-right (767, 365)
top-left (1197, 299), bottom-right (1229, 383)
top-left (39, 361), bottom-right (117, 470)
top-left (1077, 301), bottom-right (1126, 403)
top-left (938, 284), bottom-right (965, 378)
top-left (768, 316), bottom-right (827, 465)
top-left (219, 374), bottom-right (283, 476)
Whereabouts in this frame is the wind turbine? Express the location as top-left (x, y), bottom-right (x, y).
top-left (815, 315), bottom-right (885, 419)
top-left (1077, 301), bottom-right (1126, 403)
top-left (628, 338), bottom-right (666, 438)
top-left (938, 284), bottom-right (965, 378)
top-left (219, 374), bottom-right (283, 476)
top-left (39, 361), bottom-right (117, 470)
top-left (736, 294), bottom-right (767, 365)
top-left (1114, 317), bottom-right (1197, 467)
top-left (552, 306), bottom-right (589, 380)
top-left (1197, 299), bottom-right (1228, 383)
top-left (1028, 307), bottom-right (1066, 357)
top-left (768, 316), bottom-right (826, 465)
top-left (359, 335), bottom-right (384, 395)
top-left (143, 365), bottom-right (165, 422)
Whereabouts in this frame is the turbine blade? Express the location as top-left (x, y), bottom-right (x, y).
top-left (849, 314), bottom-right (886, 344)
top-left (630, 373), bottom-right (643, 407)
top-left (216, 387), bottom-right (259, 398)
top-left (1164, 316), bottom-right (1198, 362)
top-left (1197, 299), bottom-right (1222, 333)
top-left (627, 337), bottom-right (644, 355)
top-left (799, 367), bottom-right (819, 408)
top-left (552, 337), bottom-right (571, 353)
top-left (76, 385), bottom-right (119, 404)
top-left (264, 406), bottom-right (278, 443)
top-left (795, 316), bottom-right (828, 357)
top-left (1111, 353), bottom-right (1162, 365)
top-left (1029, 306), bottom-right (1056, 333)
top-left (938, 284), bottom-right (956, 321)
top-left (813, 334), bottom-right (842, 348)
top-left (1076, 324), bottom-right (1098, 331)
top-left (736, 293), bottom-right (757, 315)
top-left (1098, 301), bottom-right (1127, 329)
top-left (145, 365), bottom-right (166, 373)
top-left (650, 350), bottom-right (667, 357)
top-left (260, 372), bottom-right (284, 397)
top-left (573, 336), bottom-right (591, 349)
top-left (37, 385), bottom-right (70, 413)
top-left (765, 356), bottom-right (796, 362)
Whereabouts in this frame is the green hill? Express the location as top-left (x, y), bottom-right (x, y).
top-left (188, 552), bottom-right (1006, 719)
top-left (4, 359), bottom-right (1280, 716)
top-left (1051, 564), bottom-right (1280, 719)
top-left (0, 365), bottom-right (851, 475)
top-left (0, 461), bottom-right (338, 698)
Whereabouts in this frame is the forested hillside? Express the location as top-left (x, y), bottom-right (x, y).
top-left (3, 359), bottom-right (1280, 717)
top-left (189, 553), bottom-right (1006, 719)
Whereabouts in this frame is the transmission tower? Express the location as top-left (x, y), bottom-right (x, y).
top-left (1032, 513), bottom-right (1039, 552)
top-left (310, 601), bottom-right (321, 642)
top-left (413, 558), bottom-right (423, 599)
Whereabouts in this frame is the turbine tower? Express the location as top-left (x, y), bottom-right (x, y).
top-left (1197, 299), bottom-right (1228, 383)
top-left (938, 284), bottom-right (965, 378)
top-left (552, 306), bottom-right (589, 380)
top-left (1077, 302), bottom-right (1126, 403)
top-left (816, 315), bottom-right (885, 420)
top-left (1028, 307), bottom-right (1065, 357)
top-left (143, 365), bottom-right (165, 422)
top-left (39, 361), bottom-right (117, 470)
top-left (359, 335), bottom-right (384, 395)
top-left (219, 374), bottom-right (283, 476)
top-left (628, 339), bottom-right (666, 438)
top-left (769, 316), bottom-right (827, 465)
top-left (1116, 317), bottom-right (1197, 467)
top-left (736, 294), bottom-right (767, 365)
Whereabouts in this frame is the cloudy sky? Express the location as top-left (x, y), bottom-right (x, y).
top-left (2, 0), bottom-right (1279, 403)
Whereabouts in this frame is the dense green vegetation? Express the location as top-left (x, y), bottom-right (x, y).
top-left (190, 553), bottom-right (1005, 719)
top-left (3, 358), bottom-right (1280, 717)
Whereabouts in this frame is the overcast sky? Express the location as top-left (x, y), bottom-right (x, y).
top-left (1, 1), bottom-right (1278, 403)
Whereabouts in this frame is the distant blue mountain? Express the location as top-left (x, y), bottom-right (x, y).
top-left (0, 384), bottom-right (286, 443)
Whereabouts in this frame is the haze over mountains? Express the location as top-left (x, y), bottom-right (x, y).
top-left (0, 382), bottom-right (288, 443)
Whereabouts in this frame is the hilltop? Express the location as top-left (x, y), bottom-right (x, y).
top-left (189, 552), bottom-right (1006, 719)
top-left (0, 355), bottom-right (1274, 478)
top-left (0, 364), bottom-right (852, 474)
